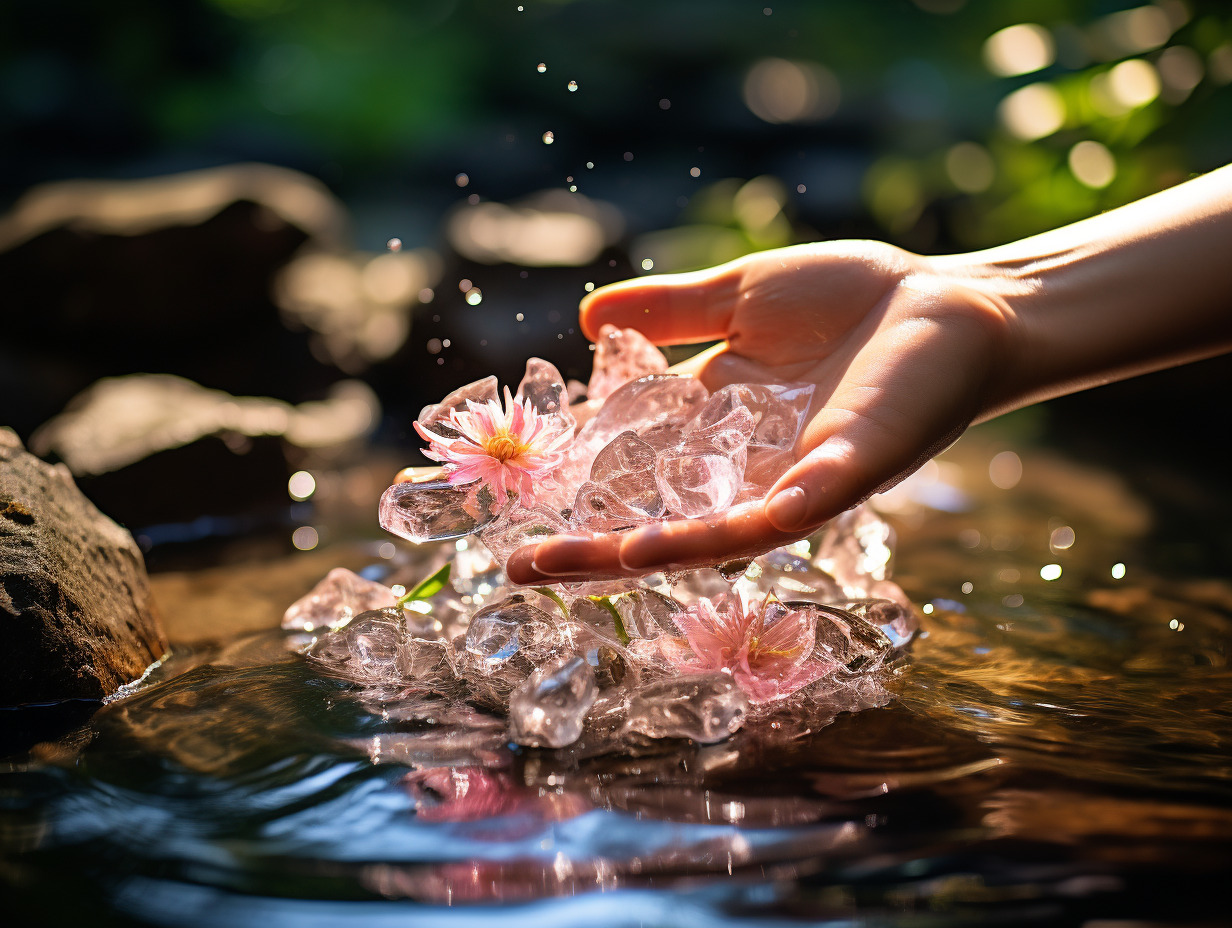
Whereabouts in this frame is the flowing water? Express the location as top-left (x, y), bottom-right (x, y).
top-left (3, 428), bottom-right (1229, 927)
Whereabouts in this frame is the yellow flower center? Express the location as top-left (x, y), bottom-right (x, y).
top-left (484, 431), bottom-right (524, 463)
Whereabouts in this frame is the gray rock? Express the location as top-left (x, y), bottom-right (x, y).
top-left (0, 428), bottom-right (167, 705)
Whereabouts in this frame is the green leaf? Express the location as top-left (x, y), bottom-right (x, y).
top-left (396, 562), bottom-right (451, 607)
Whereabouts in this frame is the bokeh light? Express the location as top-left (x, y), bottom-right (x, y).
top-left (945, 142), bottom-right (996, 193)
top-left (983, 24), bottom-right (1056, 77)
top-left (998, 82), bottom-right (1066, 140)
top-left (1069, 141), bottom-right (1117, 189)
top-left (743, 58), bottom-right (840, 124)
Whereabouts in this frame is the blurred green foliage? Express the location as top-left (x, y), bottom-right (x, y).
top-left (2, 0), bottom-right (1230, 255)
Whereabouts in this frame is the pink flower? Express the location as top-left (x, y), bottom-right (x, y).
top-left (656, 592), bottom-right (833, 703)
top-left (414, 387), bottom-right (571, 505)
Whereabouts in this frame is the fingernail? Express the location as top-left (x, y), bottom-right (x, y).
top-left (506, 546), bottom-right (551, 585)
top-left (527, 535), bottom-right (593, 575)
top-left (765, 486), bottom-right (808, 531)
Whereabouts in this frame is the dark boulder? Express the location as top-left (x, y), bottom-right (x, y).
top-left (0, 428), bottom-right (166, 705)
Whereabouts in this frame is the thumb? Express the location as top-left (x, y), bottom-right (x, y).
top-left (579, 260), bottom-right (745, 344)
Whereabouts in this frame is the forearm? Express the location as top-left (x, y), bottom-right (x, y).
top-left (933, 164), bottom-right (1232, 420)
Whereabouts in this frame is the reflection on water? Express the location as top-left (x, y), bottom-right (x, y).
top-left (2, 432), bottom-right (1230, 926)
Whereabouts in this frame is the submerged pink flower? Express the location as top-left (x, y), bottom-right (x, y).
top-left (414, 387), bottom-right (572, 505)
top-left (657, 592), bottom-right (833, 703)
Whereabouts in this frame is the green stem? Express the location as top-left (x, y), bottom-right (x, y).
top-left (587, 595), bottom-right (629, 647)
top-left (533, 586), bottom-right (569, 617)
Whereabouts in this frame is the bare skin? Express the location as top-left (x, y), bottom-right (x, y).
top-left (505, 164), bottom-right (1232, 585)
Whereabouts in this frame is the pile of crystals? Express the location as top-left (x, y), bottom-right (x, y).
top-left (377, 324), bottom-right (816, 562)
top-left (285, 325), bottom-right (917, 750)
top-left (285, 505), bottom-right (916, 750)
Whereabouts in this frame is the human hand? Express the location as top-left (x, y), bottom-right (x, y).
top-left (505, 239), bottom-right (1017, 584)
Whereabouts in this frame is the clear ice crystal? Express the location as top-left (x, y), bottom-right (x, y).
top-left (841, 598), bottom-right (918, 650)
top-left (462, 596), bottom-right (560, 668)
top-left (571, 481), bottom-right (657, 531)
top-left (380, 478), bottom-right (501, 544)
top-left (516, 357), bottom-right (576, 434)
top-left (626, 674), bottom-right (749, 743)
top-left (579, 375), bottom-right (710, 458)
top-left (508, 655), bottom-right (598, 748)
top-left (735, 549), bottom-right (843, 604)
top-left (282, 567), bottom-right (397, 631)
top-left (794, 602), bottom-right (895, 672)
top-left (811, 504), bottom-right (895, 596)
top-left (589, 431), bottom-right (664, 516)
top-left (689, 383), bottom-right (813, 501)
top-left (586, 324), bottom-right (668, 402)
top-left (655, 445), bottom-right (744, 518)
top-left (613, 589), bottom-right (682, 639)
top-left (478, 504), bottom-right (574, 563)
top-left (307, 607), bottom-right (405, 683)
top-left (418, 375), bottom-right (499, 438)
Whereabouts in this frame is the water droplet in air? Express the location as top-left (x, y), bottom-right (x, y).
top-left (458, 278), bottom-right (472, 292)
top-left (517, 4), bottom-right (523, 10)
top-left (567, 80), bottom-right (578, 91)
top-left (586, 161), bottom-right (594, 169)
top-left (797, 183), bottom-right (807, 193)
top-left (542, 131), bottom-right (555, 144)
top-left (537, 62), bottom-right (547, 73)
top-left (455, 173), bottom-right (469, 187)
top-left (569, 185), bottom-right (577, 192)
top-left (659, 98), bottom-right (671, 110)
top-left (515, 312), bottom-right (525, 322)
top-left (386, 238), bottom-right (402, 252)
top-left (584, 281), bottom-right (595, 292)
top-left (466, 288), bottom-right (483, 305)
top-left (689, 166), bottom-right (701, 177)
top-left (641, 258), bottom-right (654, 271)
top-left (623, 151), bottom-right (634, 161)
top-left (418, 288), bottom-right (434, 303)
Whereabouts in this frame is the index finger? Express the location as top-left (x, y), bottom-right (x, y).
top-left (579, 261), bottom-right (744, 345)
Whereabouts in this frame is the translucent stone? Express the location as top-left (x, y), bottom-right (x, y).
top-left (840, 598), bottom-right (918, 650)
top-left (586, 324), bottom-right (668, 402)
top-left (584, 642), bottom-right (636, 689)
top-left (395, 637), bottom-right (456, 685)
top-left (626, 674), bottom-right (748, 743)
top-left (571, 481), bottom-right (657, 532)
top-left (448, 539), bottom-right (505, 605)
top-left (655, 444), bottom-right (744, 518)
top-left (689, 383), bottom-right (813, 501)
top-left (508, 655), bottom-right (598, 748)
top-left (463, 596), bottom-right (559, 668)
top-left (613, 589), bottom-right (683, 639)
top-left (589, 431), bottom-right (664, 516)
top-left (686, 405), bottom-right (756, 455)
top-left (735, 549), bottom-right (843, 605)
top-left (577, 375), bottom-right (710, 461)
top-left (307, 607), bottom-right (404, 683)
top-left (810, 504), bottom-right (895, 596)
top-left (417, 375), bottom-right (499, 438)
top-left (516, 357), bottom-right (576, 434)
top-left (380, 478), bottom-right (501, 544)
top-left (282, 567), bottom-right (397, 632)
top-left (478, 504), bottom-right (573, 563)
top-left (692, 382), bottom-right (813, 451)
top-left (785, 601), bottom-right (894, 672)
top-left (568, 596), bottom-right (623, 642)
